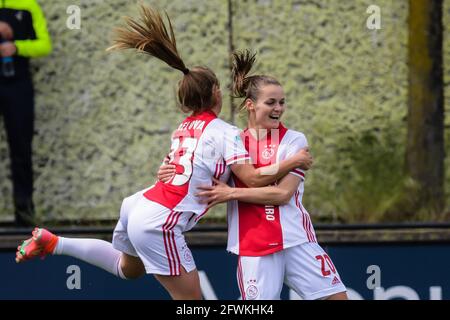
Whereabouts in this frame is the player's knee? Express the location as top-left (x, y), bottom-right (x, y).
top-left (120, 255), bottom-right (145, 279)
top-left (174, 286), bottom-right (202, 300)
top-left (189, 284), bottom-right (203, 299)
top-left (121, 266), bottom-right (145, 279)
top-left (154, 270), bottom-right (203, 300)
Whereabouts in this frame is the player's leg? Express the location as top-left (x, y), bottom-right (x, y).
top-left (127, 199), bottom-right (200, 299)
top-left (154, 267), bottom-right (202, 300)
top-left (325, 291), bottom-right (348, 300)
top-left (54, 235), bottom-right (144, 279)
top-left (16, 227), bottom-right (144, 279)
top-left (284, 242), bottom-right (347, 300)
top-left (237, 251), bottom-right (285, 300)
top-left (52, 190), bottom-right (145, 278)
top-left (16, 191), bottom-right (145, 279)
top-left (119, 252), bottom-right (146, 279)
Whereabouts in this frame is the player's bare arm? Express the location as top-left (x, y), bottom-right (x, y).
top-left (196, 174), bottom-right (302, 208)
top-left (156, 147), bottom-right (312, 185)
top-left (230, 147), bottom-right (312, 188)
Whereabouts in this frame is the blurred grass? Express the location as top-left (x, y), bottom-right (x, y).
top-left (304, 123), bottom-right (406, 223)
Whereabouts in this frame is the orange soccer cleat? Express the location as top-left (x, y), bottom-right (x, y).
top-left (15, 227), bottom-right (59, 263)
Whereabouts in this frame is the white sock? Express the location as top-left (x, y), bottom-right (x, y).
top-left (54, 237), bottom-right (126, 279)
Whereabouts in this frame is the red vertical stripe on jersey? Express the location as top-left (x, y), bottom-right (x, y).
top-left (304, 212), bottom-right (316, 242)
top-left (297, 191), bottom-right (309, 241)
top-left (301, 205), bottom-right (316, 242)
top-left (295, 190), bottom-right (313, 242)
top-left (194, 208), bottom-right (208, 223)
top-left (218, 159), bottom-right (225, 178)
top-left (216, 163), bottom-right (219, 178)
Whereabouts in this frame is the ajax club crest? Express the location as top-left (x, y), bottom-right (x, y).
top-left (261, 144), bottom-right (276, 160)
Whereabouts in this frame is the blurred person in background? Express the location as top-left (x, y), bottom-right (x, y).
top-left (0, 0), bottom-right (52, 226)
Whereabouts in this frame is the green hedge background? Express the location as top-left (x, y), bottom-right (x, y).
top-left (0, 0), bottom-right (449, 223)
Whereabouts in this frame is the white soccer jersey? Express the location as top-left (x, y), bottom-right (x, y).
top-left (227, 124), bottom-right (316, 256)
top-left (144, 110), bottom-right (250, 219)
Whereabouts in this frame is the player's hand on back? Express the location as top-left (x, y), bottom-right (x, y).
top-left (196, 178), bottom-right (231, 209)
top-left (157, 164), bottom-right (176, 183)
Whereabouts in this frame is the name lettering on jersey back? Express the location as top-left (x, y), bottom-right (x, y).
top-left (265, 205), bottom-right (275, 221)
top-left (177, 120), bottom-right (206, 132)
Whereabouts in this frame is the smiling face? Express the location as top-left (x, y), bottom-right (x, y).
top-left (246, 84), bottom-right (286, 131)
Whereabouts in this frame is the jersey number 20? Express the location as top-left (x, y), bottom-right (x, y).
top-left (315, 254), bottom-right (336, 277)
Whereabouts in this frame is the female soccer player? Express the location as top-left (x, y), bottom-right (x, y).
top-left (15, 5), bottom-right (311, 300)
top-left (160, 50), bottom-right (348, 300)
top-left (199, 51), bottom-right (348, 300)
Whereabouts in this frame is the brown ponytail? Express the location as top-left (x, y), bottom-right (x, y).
top-left (231, 50), bottom-right (281, 111)
top-left (108, 4), bottom-right (219, 114)
top-left (231, 50), bottom-right (257, 98)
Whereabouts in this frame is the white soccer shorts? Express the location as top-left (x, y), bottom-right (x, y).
top-left (112, 190), bottom-right (196, 276)
top-left (237, 242), bottom-right (347, 300)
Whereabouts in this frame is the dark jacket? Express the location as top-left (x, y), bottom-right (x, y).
top-left (0, 0), bottom-right (51, 79)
